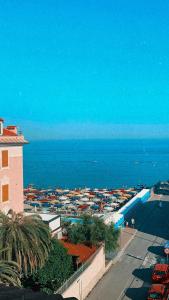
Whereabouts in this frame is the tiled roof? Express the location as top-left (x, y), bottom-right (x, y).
top-left (61, 240), bottom-right (96, 263)
top-left (0, 135), bottom-right (28, 144)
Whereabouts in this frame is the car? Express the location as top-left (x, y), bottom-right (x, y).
top-left (152, 264), bottom-right (169, 283)
top-left (147, 284), bottom-right (169, 300)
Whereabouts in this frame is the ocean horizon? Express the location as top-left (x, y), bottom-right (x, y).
top-left (23, 139), bottom-right (169, 189)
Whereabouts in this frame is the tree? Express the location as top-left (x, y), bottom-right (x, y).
top-left (66, 214), bottom-right (119, 252)
top-left (0, 248), bottom-right (21, 287)
top-left (23, 239), bottom-right (74, 294)
top-left (0, 210), bottom-right (52, 275)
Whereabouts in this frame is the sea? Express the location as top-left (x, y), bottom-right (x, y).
top-left (23, 139), bottom-right (169, 189)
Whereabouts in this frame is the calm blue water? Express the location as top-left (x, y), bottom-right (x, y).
top-left (23, 139), bottom-right (169, 189)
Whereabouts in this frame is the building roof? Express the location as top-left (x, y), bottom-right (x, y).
top-left (0, 123), bottom-right (28, 145)
top-left (0, 135), bottom-right (28, 144)
top-left (61, 240), bottom-right (96, 263)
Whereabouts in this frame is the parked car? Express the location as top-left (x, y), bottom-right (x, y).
top-left (152, 264), bottom-right (169, 283)
top-left (147, 284), bottom-right (169, 300)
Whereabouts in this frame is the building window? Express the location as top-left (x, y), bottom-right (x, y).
top-left (2, 150), bottom-right (8, 168)
top-left (2, 184), bottom-right (9, 202)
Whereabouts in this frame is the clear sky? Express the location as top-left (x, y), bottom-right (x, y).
top-left (1, 0), bottom-right (169, 139)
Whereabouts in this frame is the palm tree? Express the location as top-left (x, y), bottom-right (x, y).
top-left (0, 210), bottom-right (52, 275)
top-left (0, 248), bottom-right (21, 287)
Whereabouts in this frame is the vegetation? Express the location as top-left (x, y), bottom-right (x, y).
top-left (66, 214), bottom-right (119, 252)
top-left (0, 248), bottom-right (21, 287)
top-left (23, 239), bottom-right (74, 294)
top-left (0, 210), bottom-right (52, 275)
top-left (0, 210), bottom-right (118, 293)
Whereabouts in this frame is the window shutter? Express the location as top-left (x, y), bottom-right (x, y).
top-left (2, 184), bottom-right (9, 202)
top-left (2, 150), bottom-right (8, 167)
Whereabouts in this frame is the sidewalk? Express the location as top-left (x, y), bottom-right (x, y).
top-left (105, 226), bottom-right (137, 271)
top-left (119, 226), bottom-right (137, 250)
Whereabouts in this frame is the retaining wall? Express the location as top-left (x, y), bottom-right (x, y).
top-left (61, 246), bottom-right (105, 300)
top-left (113, 189), bottom-right (150, 227)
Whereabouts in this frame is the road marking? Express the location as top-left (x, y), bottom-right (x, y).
top-left (126, 253), bottom-right (143, 261)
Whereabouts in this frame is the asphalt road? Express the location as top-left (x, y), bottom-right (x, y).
top-left (86, 195), bottom-right (169, 300)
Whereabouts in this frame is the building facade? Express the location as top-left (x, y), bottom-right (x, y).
top-left (0, 118), bottom-right (27, 213)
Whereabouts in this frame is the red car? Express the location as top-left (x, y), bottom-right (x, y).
top-left (147, 284), bottom-right (169, 300)
top-left (152, 264), bottom-right (169, 283)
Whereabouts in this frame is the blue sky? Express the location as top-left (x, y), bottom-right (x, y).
top-left (1, 0), bottom-right (169, 139)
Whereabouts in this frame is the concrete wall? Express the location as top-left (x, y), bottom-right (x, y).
top-left (112, 189), bottom-right (151, 228)
top-left (0, 146), bottom-right (24, 213)
top-left (118, 189), bottom-right (150, 216)
top-left (62, 246), bottom-right (105, 300)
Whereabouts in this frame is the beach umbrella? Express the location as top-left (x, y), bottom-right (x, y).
top-left (41, 203), bottom-right (51, 208)
top-left (59, 196), bottom-right (68, 201)
top-left (30, 202), bottom-right (40, 207)
top-left (63, 200), bottom-right (70, 204)
top-left (93, 198), bottom-right (100, 202)
top-left (81, 197), bottom-right (89, 202)
top-left (54, 203), bottom-right (63, 208)
top-left (83, 192), bottom-right (90, 196)
top-left (89, 194), bottom-right (95, 198)
top-left (86, 201), bottom-right (94, 205)
top-left (110, 196), bottom-right (117, 201)
top-left (66, 204), bottom-right (75, 208)
top-left (76, 201), bottom-right (84, 205)
top-left (91, 205), bottom-right (99, 210)
top-left (76, 194), bottom-right (83, 198)
top-left (104, 206), bottom-right (114, 211)
top-left (111, 203), bottom-right (119, 207)
top-left (103, 193), bottom-right (110, 197)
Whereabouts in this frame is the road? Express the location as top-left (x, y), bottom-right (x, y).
top-left (86, 195), bottom-right (169, 300)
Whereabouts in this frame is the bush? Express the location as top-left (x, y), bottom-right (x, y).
top-left (23, 239), bottom-right (74, 294)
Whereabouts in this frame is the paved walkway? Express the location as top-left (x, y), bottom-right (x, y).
top-left (119, 227), bottom-right (136, 250)
top-left (86, 195), bottom-right (169, 300)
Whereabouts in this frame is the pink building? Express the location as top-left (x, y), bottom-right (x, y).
top-left (0, 118), bottom-right (28, 213)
